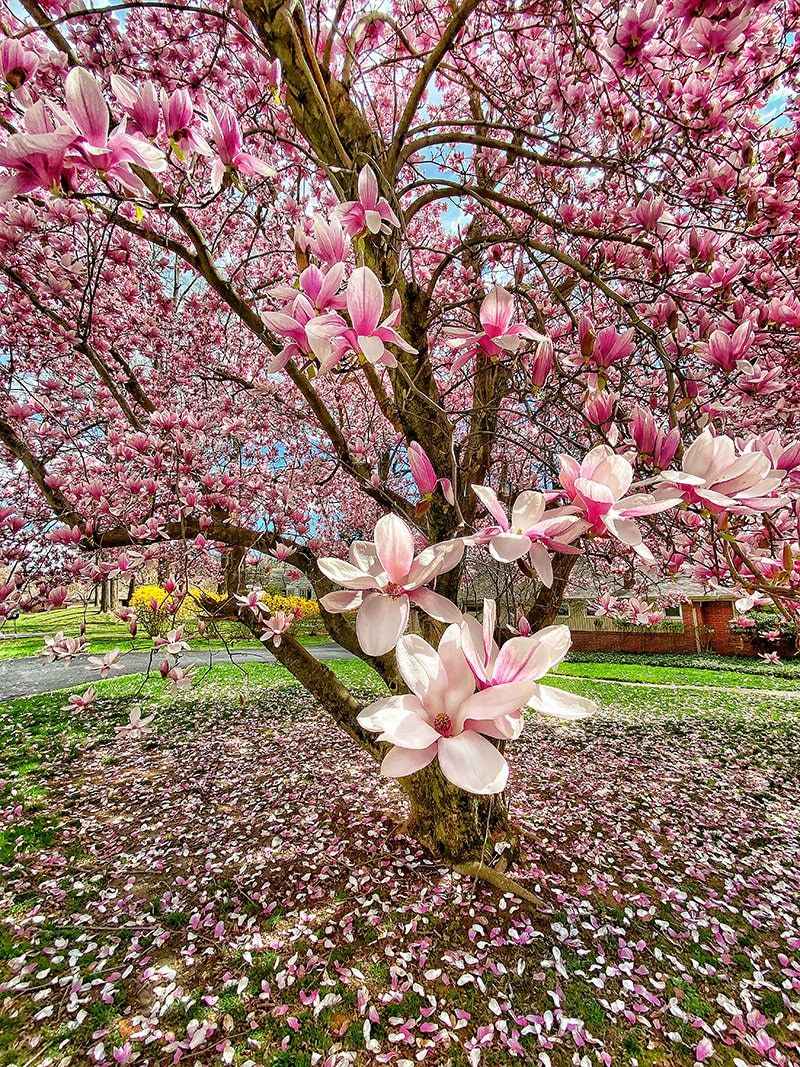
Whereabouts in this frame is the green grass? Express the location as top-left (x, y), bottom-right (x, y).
top-left (0, 605), bottom-right (334, 660)
top-left (1, 665), bottom-right (797, 1065)
top-left (565, 648), bottom-right (800, 679)
top-left (541, 675), bottom-right (799, 721)
top-left (5, 657), bottom-right (379, 703)
top-left (552, 659), bottom-right (800, 691)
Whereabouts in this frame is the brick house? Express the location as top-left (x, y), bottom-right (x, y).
top-left (561, 581), bottom-right (744, 656)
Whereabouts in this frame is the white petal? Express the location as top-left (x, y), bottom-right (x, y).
top-left (437, 732), bottom-right (509, 795)
top-left (527, 683), bottom-right (597, 720)
top-left (356, 593), bottom-right (410, 655)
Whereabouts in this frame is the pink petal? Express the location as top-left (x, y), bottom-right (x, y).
top-left (528, 542), bottom-right (553, 587)
top-left (479, 285), bottom-right (514, 335)
top-left (381, 744), bottom-right (437, 778)
top-left (364, 209), bottom-right (383, 234)
top-left (527, 683), bottom-right (596, 720)
top-left (65, 67), bottom-right (109, 146)
top-left (374, 513), bottom-right (415, 584)
top-left (405, 538), bottom-right (464, 588)
top-left (358, 334), bottom-right (385, 363)
top-left (437, 732), bottom-right (508, 795)
top-left (407, 587), bottom-right (462, 623)
top-left (375, 706), bottom-right (440, 749)
top-left (471, 484), bottom-right (509, 529)
top-left (358, 693), bottom-right (424, 732)
top-left (459, 680), bottom-right (538, 720)
top-left (395, 633), bottom-right (447, 709)
top-left (347, 266), bottom-right (383, 334)
top-left (511, 490), bottom-right (545, 531)
top-left (357, 163), bottom-right (379, 209)
top-left (319, 589), bottom-right (364, 613)
top-left (488, 532), bottom-right (531, 563)
top-left (356, 592), bottom-right (409, 655)
top-left (317, 556), bottom-right (377, 589)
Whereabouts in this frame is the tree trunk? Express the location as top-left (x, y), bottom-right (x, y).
top-left (400, 764), bottom-right (517, 864)
top-left (223, 545), bottom-right (246, 597)
top-left (526, 552), bottom-right (577, 629)
top-left (99, 578), bottom-right (110, 613)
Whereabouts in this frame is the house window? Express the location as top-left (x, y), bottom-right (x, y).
top-left (665, 605), bottom-right (681, 618)
top-left (557, 605), bottom-right (570, 617)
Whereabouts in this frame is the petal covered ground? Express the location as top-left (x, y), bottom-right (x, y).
top-left (1, 677), bottom-right (799, 1066)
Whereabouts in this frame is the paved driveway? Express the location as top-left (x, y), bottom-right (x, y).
top-left (0, 644), bottom-right (353, 700)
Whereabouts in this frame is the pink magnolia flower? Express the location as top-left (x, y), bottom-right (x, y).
top-left (530, 335), bottom-right (554, 388)
top-left (310, 214), bottom-right (351, 265)
top-left (470, 485), bottom-right (588, 587)
top-left (41, 631), bottom-right (87, 662)
top-left (49, 67), bottom-right (167, 194)
top-left (337, 266), bottom-right (417, 369)
top-left (583, 325), bottom-right (635, 370)
top-left (1, 39), bottom-right (39, 90)
top-left (65, 687), bottom-right (96, 712)
top-left (759, 650), bottom-right (781, 665)
top-left (154, 627), bottom-right (190, 655)
top-left (116, 704), bottom-right (154, 739)
top-left (357, 627), bottom-right (538, 794)
top-left (443, 286), bottom-right (543, 372)
top-left (318, 514), bottom-right (463, 656)
top-left (236, 589), bottom-right (269, 614)
top-left (263, 293), bottom-right (345, 372)
top-left (507, 613), bottom-right (532, 636)
top-left (268, 263), bottom-right (346, 313)
top-left (658, 429), bottom-right (786, 514)
top-left (584, 390), bottom-right (616, 430)
top-left (560, 445), bottom-right (680, 562)
top-left (164, 664), bottom-right (194, 690)
top-left (742, 431), bottom-right (800, 483)
top-left (335, 164), bottom-right (400, 236)
top-left (591, 592), bottom-right (620, 617)
top-left (260, 611), bottom-right (293, 647)
top-left (47, 586), bottom-right (68, 608)
top-left (87, 649), bottom-right (124, 677)
top-left (110, 75), bottom-right (160, 138)
top-left (0, 100), bottom-right (76, 202)
top-left (202, 94), bottom-right (275, 191)
top-left (408, 442), bottom-right (454, 505)
top-left (460, 599), bottom-right (597, 724)
top-left (697, 322), bottom-right (754, 373)
top-left (630, 406), bottom-right (680, 468)
top-left (161, 87), bottom-right (211, 155)
top-left (735, 360), bottom-right (783, 397)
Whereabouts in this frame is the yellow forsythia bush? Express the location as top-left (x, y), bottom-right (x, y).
top-left (130, 585), bottom-right (206, 636)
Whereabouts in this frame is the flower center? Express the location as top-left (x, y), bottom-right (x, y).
top-left (432, 713), bottom-right (453, 737)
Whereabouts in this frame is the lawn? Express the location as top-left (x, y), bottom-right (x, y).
top-left (0, 606), bottom-right (333, 661)
top-left (552, 659), bottom-right (800, 691)
top-left (1, 668), bottom-right (799, 1066)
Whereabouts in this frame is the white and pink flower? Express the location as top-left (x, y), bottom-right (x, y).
top-left (318, 514), bottom-right (463, 655)
top-left (443, 286), bottom-right (543, 372)
top-left (470, 485), bottom-right (588, 587)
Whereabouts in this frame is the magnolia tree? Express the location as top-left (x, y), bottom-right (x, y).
top-left (1, 0), bottom-right (799, 868)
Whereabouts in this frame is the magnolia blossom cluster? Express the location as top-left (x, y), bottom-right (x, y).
top-left (0, 65), bottom-right (275, 202)
top-left (236, 589), bottom-right (298, 647)
top-left (357, 600), bottom-right (595, 795)
top-left (265, 166), bottom-right (415, 373)
top-left (591, 593), bottom-right (667, 628)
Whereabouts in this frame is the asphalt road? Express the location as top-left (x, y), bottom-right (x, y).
top-left (0, 643), bottom-right (353, 701)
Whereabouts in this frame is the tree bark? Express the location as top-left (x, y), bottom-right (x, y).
top-left (526, 553), bottom-right (577, 629)
top-left (400, 764), bottom-right (517, 864)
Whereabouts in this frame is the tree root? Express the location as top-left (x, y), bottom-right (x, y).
top-left (454, 861), bottom-right (539, 908)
